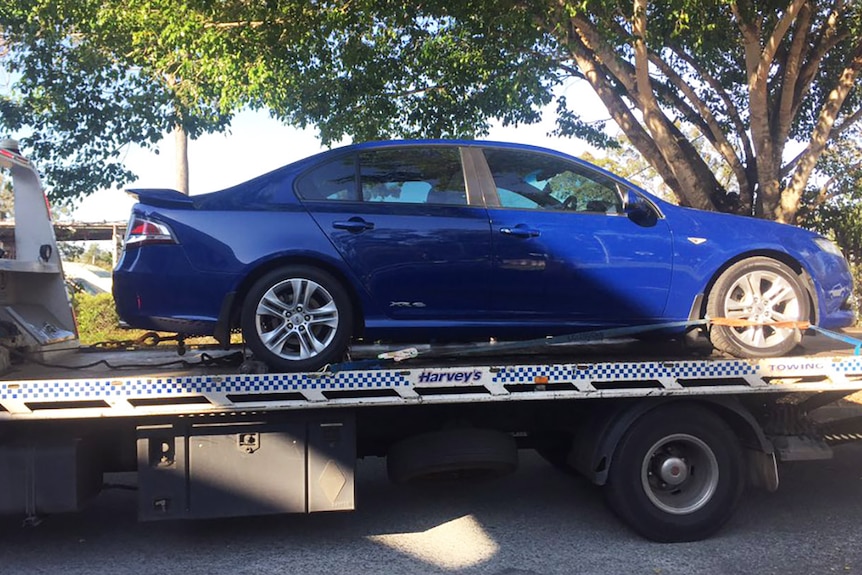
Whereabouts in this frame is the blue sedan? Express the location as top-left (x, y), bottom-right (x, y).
top-left (113, 140), bottom-right (855, 371)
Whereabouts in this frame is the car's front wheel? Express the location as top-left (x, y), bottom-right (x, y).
top-left (241, 266), bottom-right (352, 372)
top-left (706, 257), bottom-right (809, 358)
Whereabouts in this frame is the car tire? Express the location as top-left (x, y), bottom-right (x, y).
top-left (603, 404), bottom-right (745, 542)
top-left (706, 257), bottom-right (809, 358)
top-left (241, 266), bottom-right (352, 372)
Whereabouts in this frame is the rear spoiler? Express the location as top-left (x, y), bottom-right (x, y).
top-left (127, 188), bottom-right (195, 209)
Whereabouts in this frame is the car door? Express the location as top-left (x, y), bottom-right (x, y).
top-left (298, 145), bottom-right (493, 321)
top-left (473, 146), bottom-right (674, 326)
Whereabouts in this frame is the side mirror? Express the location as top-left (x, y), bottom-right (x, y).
top-left (624, 191), bottom-right (658, 227)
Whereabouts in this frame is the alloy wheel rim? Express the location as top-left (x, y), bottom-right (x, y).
top-left (254, 278), bottom-right (339, 361)
top-left (722, 270), bottom-right (800, 348)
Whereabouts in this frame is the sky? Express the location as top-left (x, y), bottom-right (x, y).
top-left (69, 85), bottom-right (604, 223)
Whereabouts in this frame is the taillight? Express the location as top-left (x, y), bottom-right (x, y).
top-left (124, 215), bottom-right (177, 248)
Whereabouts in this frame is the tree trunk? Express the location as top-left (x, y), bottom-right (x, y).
top-left (175, 123), bottom-right (189, 195)
top-left (567, 11), bottom-right (723, 211)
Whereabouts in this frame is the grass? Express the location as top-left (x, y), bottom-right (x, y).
top-left (71, 292), bottom-right (228, 348)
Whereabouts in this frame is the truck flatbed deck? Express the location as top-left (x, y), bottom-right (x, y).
top-left (2, 332), bottom-right (861, 421)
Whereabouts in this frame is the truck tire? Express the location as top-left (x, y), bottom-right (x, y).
top-left (603, 404), bottom-right (745, 542)
top-left (387, 428), bottom-right (518, 484)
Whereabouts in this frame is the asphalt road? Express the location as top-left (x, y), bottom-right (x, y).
top-left (1, 445), bottom-right (861, 575)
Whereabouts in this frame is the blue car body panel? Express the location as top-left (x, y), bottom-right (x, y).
top-left (654, 203), bottom-right (854, 327)
top-left (487, 207), bottom-right (674, 324)
top-left (113, 139), bottom-right (855, 344)
top-left (304, 200), bottom-right (493, 321)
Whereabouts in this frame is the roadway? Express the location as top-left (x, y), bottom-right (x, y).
top-left (1, 445), bottom-right (861, 575)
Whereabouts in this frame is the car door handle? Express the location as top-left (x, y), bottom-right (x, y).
top-left (333, 218), bottom-right (374, 232)
top-left (500, 226), bottom-right (540, 238)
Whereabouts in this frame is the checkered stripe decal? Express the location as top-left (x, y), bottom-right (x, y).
top-left (664, 361), bottom-right (757, 379)
top-left (590, 361), bottom-right (756, 380)
top-left (0, 370), bottom-right (410, 400)
top-left (490, 360), bottom-right (757, 384)
top-left (490, 365), bottom-right (572, 383)
top-left (830, 358), bottom-right (862, 374)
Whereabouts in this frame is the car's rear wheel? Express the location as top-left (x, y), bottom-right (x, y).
top-left (241, 266), bottom-right (352, 372)
top-left (706, 257), bottom-right (809, 358)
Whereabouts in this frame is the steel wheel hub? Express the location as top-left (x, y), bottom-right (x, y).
top-left (657, 455), bottom-right (689, 486)
top-left (641, 433), bottom-right (719, 515)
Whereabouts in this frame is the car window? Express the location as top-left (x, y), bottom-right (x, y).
top-left (359, 147), bottom-right (467, 205)
top-left (483, 148), bottom-right (623, 213)
top-left (295, 154), bottom-right (358, 201)
top-left (496, 188), bottom-right (541, 209)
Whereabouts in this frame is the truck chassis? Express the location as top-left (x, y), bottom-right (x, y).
top-left (2, 340), bottom-right (862, 542)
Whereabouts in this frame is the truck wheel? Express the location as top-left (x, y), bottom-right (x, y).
top-left (387, 428), bottom-right (518, 484)
top-left (604, 404), bottom-right (745, 542)
top-left (706, 257), bottom-right (808, 358)
top-left (241, 266), bottom-right (352, 372)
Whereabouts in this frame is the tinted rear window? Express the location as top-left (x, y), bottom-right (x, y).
top-left (295, 154), bottom-right (358, 201)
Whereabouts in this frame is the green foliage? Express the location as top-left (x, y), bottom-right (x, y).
top-left (1, 0), bottom-right (859, 221)
top-left (72, 292), bottom-right (159, 345)
top-left (71, 291), bottom-right (122, 345)
top-left (798, 128), bottom-right (862, 320)
top-left (80, 243), bottom-right (112, 268)
top-left (848, 262), bottom-right (862, 326)
top-left (0, 0), bottom-right (232, 203)
top-left (58, 242), bottom-right (112, 268)
top-left (70, 291), bottom-right (232, 346)
top-left (0, 173), bottom-right (11, 220)
top-left (552, 96), bottom-right (621, 149)
top-left (57, 242), bottom-right (84, 262)
top-left (0, 0), bottom-right (565, 196)
top-left (798, 129), bottom-right (862, 260)
top-left (251, 0), bottom-right (563, 144)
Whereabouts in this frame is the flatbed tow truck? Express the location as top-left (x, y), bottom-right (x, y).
top-left (2, 141), bottom-right (862, 543)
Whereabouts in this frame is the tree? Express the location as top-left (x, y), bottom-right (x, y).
top-left (2, 0), bottom-right (859, 223)
top-left (798, 126), bottom-right (862, 260)
top-left (0, 0), bottom-right (369, 200)
top-left (582, 124), bottom-right (739, 205)
top-left (0, 0), bottom-right (233, 202)
top-left (797, 125), bottom-right (862, 311)
top-left (216, 0), bottom-right (860, 222)
top-left (80, 242), bottom-right (112, 269)
top-left (57, 242), bottom-right (84, 262)
top-left (318, 0), bottom-right (862, 222)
